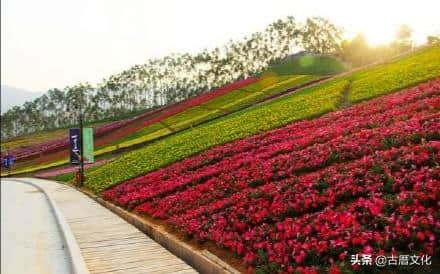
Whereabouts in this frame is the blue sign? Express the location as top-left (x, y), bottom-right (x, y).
top-left (69, 128), bottom-right (81, 164)
top-left (3, 155), bottom-right (14, 169)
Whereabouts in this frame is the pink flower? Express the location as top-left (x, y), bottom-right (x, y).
top-left (363, 245), bottom-right (373, 255)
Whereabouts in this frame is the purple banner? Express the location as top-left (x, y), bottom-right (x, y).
top-left (69, 128), bottom-right (81, 164)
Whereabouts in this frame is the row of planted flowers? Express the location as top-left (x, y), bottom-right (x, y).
top-left (102, 79), bottom-right (440, 273)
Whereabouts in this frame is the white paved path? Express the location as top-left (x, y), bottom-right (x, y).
top-left (1, 179), bottom-right (71, 274)
top-left (2, 178), bottom-right (197, 274)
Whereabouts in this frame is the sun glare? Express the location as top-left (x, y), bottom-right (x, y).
top-left (343, 18), bottom-right (401, 46)
top-left (336, 0), bottom-right (438, 46)
top-left (362, 29), bottom-right (395, 46)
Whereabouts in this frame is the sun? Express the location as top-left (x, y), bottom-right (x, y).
top-left (362, 26), bottom-right (400, 46)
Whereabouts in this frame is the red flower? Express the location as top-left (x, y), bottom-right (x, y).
top-left (236, 241), bottom-right (244, 255)
top-left (243, 252), bottom-right (256, 264)
top-left (338, 252), bottom-right (347, 260)
top-left (329, 265), bottom-right (341, 274)
top-left (295, 251), bottom-right (306, 264)
top-left (416, 231), bottom-right (426, 241)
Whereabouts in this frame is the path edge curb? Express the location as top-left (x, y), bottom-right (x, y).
top-left (8, 179), bottom-right (90, 274)
top-left (78, 188), bottom-right (241, 274)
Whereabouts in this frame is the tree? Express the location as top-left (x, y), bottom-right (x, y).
top-left (2, 16), bottom-right (344, 139)
top-left (427, 34), bottom-right (440, 45)
top-left (339, 34), bottom-right (373, 67)
top-left (300, 17), bottom-right (342, 54)
top-left (392, 24), bottom-right (413, 53)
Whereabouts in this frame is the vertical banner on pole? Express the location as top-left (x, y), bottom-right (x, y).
top-left (69, 128), bottom-right (81, 164)
top-left (82, 128), bottom-right (94, 163)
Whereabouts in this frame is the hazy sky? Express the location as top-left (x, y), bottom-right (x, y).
top-left (2, 0), bottom-right (439, 92)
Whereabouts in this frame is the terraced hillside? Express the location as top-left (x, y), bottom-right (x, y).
top-left (2, 73), bottom-right (324, 176)
top-left (102, 78), bottom-right (440, 273)
top-left (85, 46), bottom-right (440, 192)
top-left (100, 74), bottom-right (321, 150)
top-left (3, 45), bottom-right (439, 274)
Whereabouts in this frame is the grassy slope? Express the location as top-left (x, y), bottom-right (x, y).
top-left (85, 46), bottom-right (440, 192)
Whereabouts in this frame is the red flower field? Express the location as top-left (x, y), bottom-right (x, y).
top-left (103, 79), bottom-right (440, 273)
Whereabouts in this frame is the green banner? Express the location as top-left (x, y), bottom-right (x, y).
top-left (82, 128), bottom-right (94, 163)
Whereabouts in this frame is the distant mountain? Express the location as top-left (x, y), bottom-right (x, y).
top-left (1, 85), bottom-right (44, 114)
